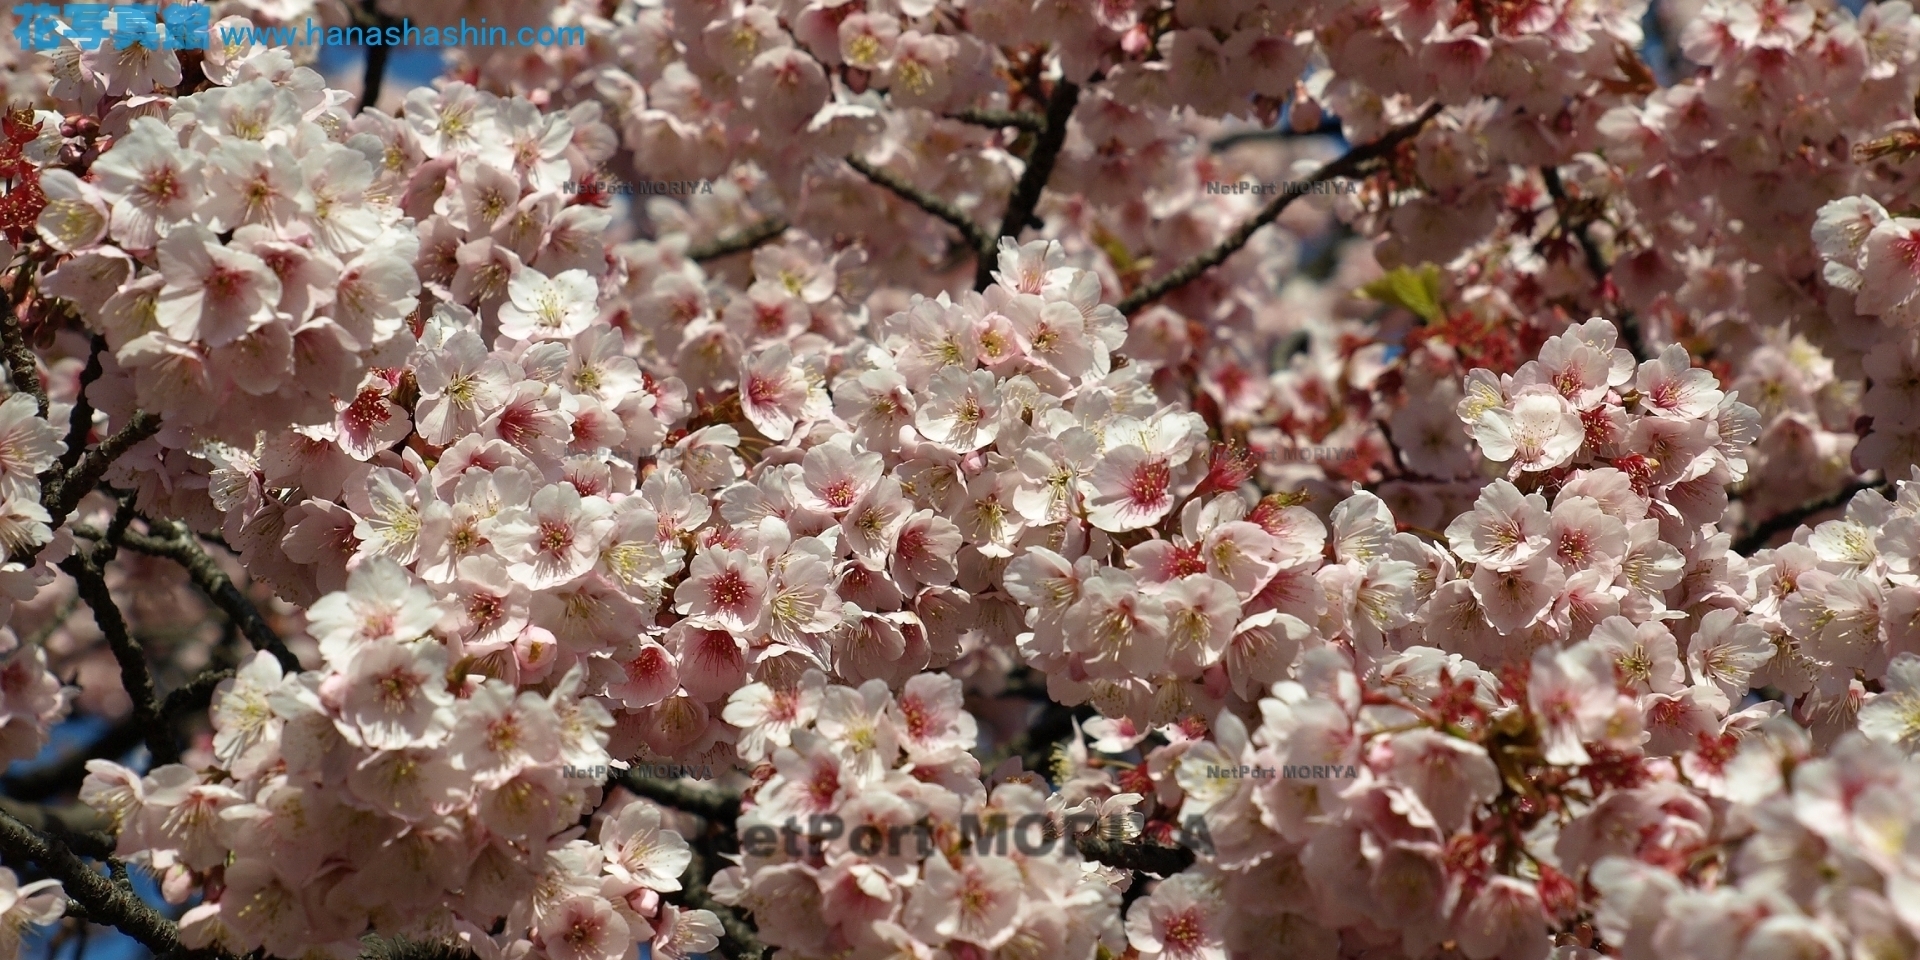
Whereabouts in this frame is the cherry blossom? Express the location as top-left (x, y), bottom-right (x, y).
top-left (8, 2), bottom-right (1920, 958)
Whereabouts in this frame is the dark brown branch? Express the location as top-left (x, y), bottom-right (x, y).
top-left (607, 770), bottom-right (766, 960)
top-left (1000, 700), bottom-right (1090, 782)
top-left (351, 0), bottom-right (399, 114)
top-left (163, 667), bottom-right (235, 724)
top-left (612, 770), bottom-right (742, 824)
top-left (1734, 476), bottom-right (1885, 555)
top-left (947, 108), bottom-right (1046, 134)
top-left (1074, 834), bottom-right (1197, 877)
top-left (0, 806), bottom-right (213, 958)
top-left (357, 935), bottom-right (478, 960)
top-left (1117, 102), bottom-right (1445, 316)
top-left (0, 799), bottom-right (113, 860)
top-left (1540, 165), bottom-right (1609, 283)
top-left (1540, 165), bottom-right (1647, 362)
top-left (681, 844), bottom-right (765, 960)
top-left (0, 266), bottom-right (47, 417)
top-left (1210, 119), bottom-right (1346, 151)
top-left (976, 78), bottom-right (1082, 291)
top-left (361, 44), bottom-right (392, 115)
top-left (41, 411), bottom-right (160, 533)
top-left (58, 553), bottom-right (173, 766)
top-left (688, 218), bottom-right (789, 263)
top-left (56, 335), bottom-right (106, 474)
top-left (845, 154), bottom-right (994, 259)
top-left (89, 491), bottom-right (137, 569)
top-left (114, 523), bottom-right (301, 673)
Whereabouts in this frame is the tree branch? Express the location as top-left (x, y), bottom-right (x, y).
top-left (688, 218), bottom-right (789, 264)
top-left (611, 771), bottom-right (742, 824)
top-left (1210, 118), bottom-right (1347, 151)
top-left (0, 266), bottom-right (47, 417)
top-left (361, 44), bottom-right (392, 114)
top-left (976, 78), bottom-right (1082, 291)
top-left (946, 108), bottom-right (1046, 134)
top-left (607, 771), bottom-right (766, 960)
top-left (1734, 476), bottom-right (1885, 555)
top-left (0, 806), bottom-right (211, 958)
top-left (999, 699), bottom-right (1091, 782)
top-left (89, 490), bottom-right (137, 569)
top-left (1539, 165), bottom-right (1608, 282)
top-left (112, 522), bottom-right (301, 674)
top-left (58, 553), bottom-right (173, 766)
top-left (1117, 102), bottom-right (1445, 316)
top-left (845, 154), bottom-right (994, 260)
top-left (0, 798), bottom-right (114, 860)
top-left (681, 844), bottom-right (765, 960)
top-left (353, 0), bottom-right (397, 114)
top-left (357, 935), bottom-right (477, 960)
top-left (163, 667), bottom-right (235, 725)
top-left (56, 335), bottom-right (106, 475)
top-left (41, 411), bottom-right (160, 533)
top-left (1540, 164), bottom-right (1647, 362)
top-left (1074, 834), bottom-right (1197, 877)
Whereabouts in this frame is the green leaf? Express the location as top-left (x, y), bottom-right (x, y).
top-left (1358, 263), bottom-right (1445, 322)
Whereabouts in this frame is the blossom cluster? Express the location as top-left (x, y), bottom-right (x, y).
top-left (0, 625), bottom-right (71, 770)
top-left (998, 317), bottom-right (1761, 727)
top-left (1111, 610), bottom-right (1920, 960)
top-left (80, 629), bottom-right (718, 960)
top-left (710, 670), bottom-right (1136, 960)
top-left (10, 0), bottom-right (1920, 956)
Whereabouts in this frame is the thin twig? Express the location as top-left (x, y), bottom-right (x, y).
top-left (976, 78), bottom-right (1082, 291)
top-left (112, 522), bottom-right (301, 673)
top-left (845, 154), bottom-right (994, 258)
top-left (687, 218), bottom-right (789, 263)
top-left (90, 491), bottom-right (137, 569)
top-left (1117, 102), bottom-right (1445, 315)
top-left (56, 335), bottom-right (106, 474)
top-left (946, 108), bottom-right (1046, 134)
top-left (1540, 165), bottom-right (1608, 283)
top-left (58, 553), bottom-right (173, 766)
top-left (41, 411), bottom-right (160, 533)
top-left (162, 667), bottom-right (236, 725)
top-left (1540, 165), bottom-right (1648, 362)
top-left (1734, 476), bottom-right (1886, 555)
